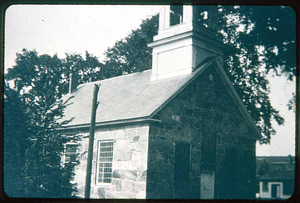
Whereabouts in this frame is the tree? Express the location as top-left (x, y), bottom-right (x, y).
top-left (3, 82), bottom-right (31, 197)
top-left (63, 51), bottom-right (105, 83)
top-left (6, 49), bottom-right (104, 96)
top-left (103, 14), bottom-right (158, 77)
top-left (218, 6), bottom-right (295, 143)
top-left (102, 6), bottom-right (296, 144)
top-left (4, 49), bottom-right (103, 197)
top-left (21, 93), bottom-right (80, 198)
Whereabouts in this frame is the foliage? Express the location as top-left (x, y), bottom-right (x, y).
top-left (217, 6), bottom-right (295, 143)
top-left (4, 81), bottom-right (79, 198)
top-left (3, 82), bottom-right (31, 197)
top-left (63, 51), bottom-right (105, 83)
top-left (102, 6), bottom-right (295, 144)
top-left (103, 14), bottom-right (158, 77)
top-left (4, 49), bottom-right (103, 197)
top-left (287, 93), bottom-right (296, 112)
top-left (6, 49), bottom-right (103, 97)
top-left (21, 92), bottom-right (80, 198)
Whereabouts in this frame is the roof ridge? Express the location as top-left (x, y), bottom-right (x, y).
top-left (78, 69), bottom-right (152, 88)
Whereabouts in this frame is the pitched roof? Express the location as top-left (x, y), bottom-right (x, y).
top-left (59, 57), bottom-right (261, 140)
top-left (61, 65), bottom-right (199, 128)
top-left (256, 156), bottom-right (295, 180)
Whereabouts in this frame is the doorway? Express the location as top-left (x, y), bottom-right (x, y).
top-left (200, 171), bottom-right (215, 199)
top-left (271, 184), bottom-right (280, 198)
top-left (174, 142), bottom-right (190, 199)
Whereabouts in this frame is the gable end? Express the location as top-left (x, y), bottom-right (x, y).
top-left (149, 57), bottom-right (261, 140)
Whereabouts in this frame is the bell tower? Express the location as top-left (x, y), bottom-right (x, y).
top-left (148, 5), bottom-right (224, 81)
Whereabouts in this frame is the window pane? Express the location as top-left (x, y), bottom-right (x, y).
top-left (100, 142), bottom-right (113, 147)
top-left (66, 147), bottom-right (77, 153)
top-left (65, 156), bottom-right (70, 162)
top-left (104, 173), bottom-right (112, 178)
top-left (99, 157), bottom-right (113, 162)
top-left (103, 178), bottom-right (111, 183)
top-left (170, 5), bottom-right (183, 26)
top-left (104, 168), bottom-right (112, 172)
top-left (98, 141), bottom-right (113, 184)
top-left (100, 152), bottom-right (113, 157)
top-left (263, 181), bottom-right (268, 192)
top-left (104, 163), bottom-right (112, 168)
top-left (69, 154), bottom-right (76, 162)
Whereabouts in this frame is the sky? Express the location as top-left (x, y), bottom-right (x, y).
top-left (4, 5), bottom-right (296, 156)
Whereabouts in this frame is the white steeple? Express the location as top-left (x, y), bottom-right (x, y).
top-left (148, 5), bottom-right (224, 81)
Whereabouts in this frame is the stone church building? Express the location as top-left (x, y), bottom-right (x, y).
top-left (60, 5), bottom-right (261, 199)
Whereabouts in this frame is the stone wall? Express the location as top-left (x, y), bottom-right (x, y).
top-left (73, 123), bottom-right (149, 199)
top-left (147, 64), bottom-right (257, 199)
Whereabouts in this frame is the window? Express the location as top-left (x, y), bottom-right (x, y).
top-left (64, 144), bottom-right (77, 164)
top-left (271, 184), bottom-right (280, 198)
top-left (262, 181), bottom-right (268, 192)
top-left (97, 140), bottom-right (114, 184)
top-left (64, 144), bottom-right (78, 181)
top-left (170, 5), bottom-right (183, 26)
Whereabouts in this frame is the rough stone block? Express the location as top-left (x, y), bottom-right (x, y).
top-left (135, 190), bottom-right (146, 199)
top-left (113, 160), bottom-right (123, 170)
top-left (191, 163), bottom-right (200, 172)
top-left (112, 169), bottom-right (138, 181)
top-left (149, 126), bottom-right (159, 137)
top-left (191, 150), bottom-right (201, 163)
top-left (138, 127), bottom-right (149, 137)
top-left (138, 170), bottom-right (147, 182)
top-left (125, 129), bottom-right (138, 140)
top-left (114, 140), bottom-right (131, 161)
top-left (131, 152), bottom-right (141, 162)
top-left (123, 180), bottom-right (132, 192)
top-left (114, 130), bottom-right (125, 139)
top-left (123, 161), bottom-right (133, 170)
top-left (113, 169), bottom-right (124, 179)
top-left (133, 135), bottom-right (140, 141)
top-left (124, 170), bottom-right (138, 181)
top-left (149, 140), bottom-right (173, 154)
top-left (98, 187), bottom-right (105, 198)
top-left (136, 161), bottom-right (147, 171)
top-left (140, 151), bottom-right (148, 162)
top-left (112, 179), bottom-right (122, 191)
top-left (132, 182), bottom-right (146, 193)
top-left (184, 124), bottom-right (192, 137)
top-left (160, 172), bottom-right (172, 183)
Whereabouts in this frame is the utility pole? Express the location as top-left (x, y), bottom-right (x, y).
top-left (84, 84), bottom-right (100, 199)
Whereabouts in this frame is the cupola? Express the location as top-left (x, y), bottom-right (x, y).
top-left (148, 5), bottom-right (224, 81)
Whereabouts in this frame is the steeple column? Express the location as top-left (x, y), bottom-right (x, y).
top-left (183, 5), bottom-right (196, 23)
top-left (158, 6), bottom-right (170, 32)
top-left (149, 5), bottom-right (224, 81)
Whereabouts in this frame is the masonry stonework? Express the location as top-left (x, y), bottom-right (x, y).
top-left (146, 65), bottom-right (256, 199)
top-left (73, 123), bottom-right (149, 199)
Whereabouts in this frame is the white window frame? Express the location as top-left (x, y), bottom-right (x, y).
top-left (96, 140), bottom-right (114, 185)
top-left (63, 143), bottom-right (78, 165)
